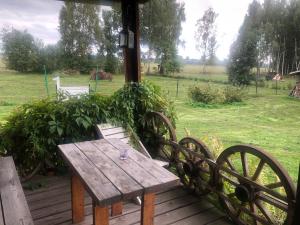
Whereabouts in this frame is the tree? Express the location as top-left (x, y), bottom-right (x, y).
top-left (59, 2), bottom-right (101, 72)
top-left (101, 7), bottom-right (121, 74)
top-left (1, 28), bottom-right (39, 72)
top-left (38, 43), bottom-right (63, 73)
top-left (140, 0), bottom-right (185, 75)
top-left (195, 8), bottom-right (218, 73)
top-left (227, 1), bottom-right (262, 85)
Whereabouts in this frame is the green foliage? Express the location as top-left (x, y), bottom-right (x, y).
top-left (223, 86), bottom-right (245, 103)
top-left (38, 44), bottom-right (63, 73)
top-left (0, 82), bottom-right (175, 176)
top-left (109, 81), bottom-right (176, 130)
top-left (188, 84), bottom-right (222, 104)
top-left (195, 7), bottom-right (218, 71)
top-left (0, 95), bottom-right (109, 176)
top-left (1, 29), bottom-right (39, 72)
top-left (140, 0), bottom-right (185, 75)
top-left (102, 8), bottom-right (121, 74)
top-left (188, 84), bottom-right (245, 104)
top-left (227, 1), bottom-right (262, 86)
top-left (59, 2), bottom-right (101, 71)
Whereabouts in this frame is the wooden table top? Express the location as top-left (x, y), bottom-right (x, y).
top-left (58, 139), bottom-right (179, 206)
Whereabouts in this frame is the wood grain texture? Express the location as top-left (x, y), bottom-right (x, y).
top-left (92, 140), bottom-right (162, 191)
top-left (58, 144), bottom-right (121, 206)
top-left (75, 141), bottom-right (143, 199)
top-left (0, 197), bottom-right (4, 225)
top-left (106, 139), bottom-right (179, 192)
top-left (71, 175), bottom-right (85, 223)
top-left (111, 202), bottom-right (123, 216)
top-left (141, 193), bottom-right (155, 225)
top-left (93, 202), bottom-right (109, 225)
top-left (0, 157), bottom-right (34, 225)
top-left (24, 175), bottom-right (232, 225)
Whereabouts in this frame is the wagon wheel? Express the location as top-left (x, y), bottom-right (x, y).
top-left (216, 145), bottom-right (296, 225)
top-left (143, 112), bottom-right (177, 162)
top-left (175, 137), bottom-right (214, 195)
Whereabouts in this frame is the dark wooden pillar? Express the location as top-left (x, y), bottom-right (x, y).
top-left (121, 0), bottom-right (141, 82)
top-left (292, 164), bottom-right (300, 225)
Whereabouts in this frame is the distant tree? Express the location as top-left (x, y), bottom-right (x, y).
top-left (228, 1), bottom-right (262, 85)
top-left (1, 28), bottom-right (39, 72)
top-left (195, 8), bottom-right (218, 73)
top-left (59, 2), bottom-right (101, 73)
top-left (140, 0), bottom-right (185, 75)
top-left (38, 43), bottom-right (63, 73)
top-left (101, 7), bottom-right (121, 74)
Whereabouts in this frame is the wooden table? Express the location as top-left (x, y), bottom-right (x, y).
top-left (58, 138), bottom-right (179, 225)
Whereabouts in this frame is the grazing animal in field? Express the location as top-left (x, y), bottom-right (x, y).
top-left (90, 69), bottom-right (113, 81)
top-left (53, 76), bottom-right (89, 100)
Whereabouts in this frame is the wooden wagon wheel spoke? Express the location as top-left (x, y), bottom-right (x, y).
top-left (249, 202), bottom-right (258, 225)
top-left (225, 158), bottom-right (237, 172)
top-left (255, 200), bottom-right (276, 224)
top-left (216, 145), bottom-right (296, 225)
top-left (255, 192), bottom-right (288, 211)
top-left (176, 137), bottom-right (214, 195)
top-left (252, 159), bottom-right (265, 181)
top-left (143, 112), bottom-right (177, 161)
top-left (265, 181), bottom-right (283, 189)
top-left (241, 152), bottom-right (249, 177)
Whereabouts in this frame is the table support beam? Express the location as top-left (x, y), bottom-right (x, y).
top-left (111, 202), bottom-right (123, 216)
top-left (71, 175), bottom-right (85, 223)
top-left (141, 193), bottom-right (155, 225)
top-left (93, 202), bottom-right (109, 225)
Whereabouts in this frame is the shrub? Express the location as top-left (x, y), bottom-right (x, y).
top-left (287, 82), bottom-right (293, 90)
top-left (188, 84), bottom-right (223, 104)
top-left (188, 84), bottom-right (244, 104)
top-left (224, 86), bottom-right (245, 103)
top-left (257, 79), bottom-right (266, 87)
top-left (0, 81), bottom-right (175, 176)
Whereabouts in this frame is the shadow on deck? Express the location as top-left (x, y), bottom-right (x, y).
top-left (24, 176), bottom-right (232, 225)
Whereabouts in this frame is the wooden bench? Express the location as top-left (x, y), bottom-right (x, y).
top-left (95, 123), bottom-right (169, 168)
top-left (0, 157), bottom-right (34, 225)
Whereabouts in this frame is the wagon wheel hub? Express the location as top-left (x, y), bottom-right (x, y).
top-left (235, 184), bottom-right (252, 202)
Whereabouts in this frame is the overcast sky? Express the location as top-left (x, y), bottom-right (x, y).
top-left (0, 0), bottom-right (255, 60)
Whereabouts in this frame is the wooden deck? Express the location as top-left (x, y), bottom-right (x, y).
top-left (24, 176), bottom-right (233, 225)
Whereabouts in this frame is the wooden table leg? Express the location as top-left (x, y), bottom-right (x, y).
top-left (141, 193), bottom-right (155, 225)
top-left (93, 202), bottom-right (109, 225)
top-left (71, 175), bottom-right (85, 223)
top-left (111, 202), bottom-right (123, 216)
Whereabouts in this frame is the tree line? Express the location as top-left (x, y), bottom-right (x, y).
top-left (1, 0), bottom-right (185, 75)
top-left (228, 0), bottom-right (300, 85)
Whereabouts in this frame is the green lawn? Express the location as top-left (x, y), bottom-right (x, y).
top-left (0, 71), bottom-right (299, 181)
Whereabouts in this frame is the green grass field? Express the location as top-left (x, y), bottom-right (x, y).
top-left (0, 69), bottom-right (299, 182)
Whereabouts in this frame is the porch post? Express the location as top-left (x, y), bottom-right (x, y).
top-left (121, 0), bottom-right (141, 83)
top-left (292, 165), bottom-right (300, 225)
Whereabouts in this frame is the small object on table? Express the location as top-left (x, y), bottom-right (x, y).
top-left (58, 138), bottom-right (179, 225)
top-left (119, 148), bottom-right (129, 160)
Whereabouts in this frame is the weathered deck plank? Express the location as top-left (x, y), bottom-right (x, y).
top-left (24, 176), bottom-right (232, 225)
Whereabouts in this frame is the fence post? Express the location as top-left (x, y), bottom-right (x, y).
top-left (176, 79), bottom-right (179, 97)
top-left (292, 164), bottom-right (300, 225)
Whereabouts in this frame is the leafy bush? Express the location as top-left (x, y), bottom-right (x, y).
top-left (188, 84), bottom-right (245, 104)
top-left (287, 82), bottom-right (294, 90)
top-left (0, 81), bottom-right (175, 176)
top-left (188, 84), bottom-right (223, 104)
top-left (256, 79), bottom-right (266, 87)
top-left (223, 86), bottom-right (245, 103)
